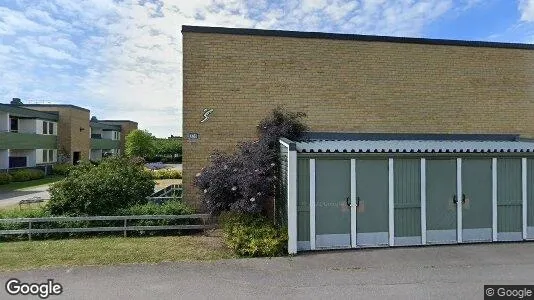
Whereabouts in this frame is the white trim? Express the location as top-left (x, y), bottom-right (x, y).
top-left (309, 159), bottom-right (316, 250)
top-left (492, 158), bottom-right (498, 242)
top-left (421, 158), bottom-right (427, 245)
top-left (350, 159), bottom-right (356, 248)
top-left (457, 158), bottom-right (462, 243)
top-left (523, 157), bottom-right (528, 240)
top-left (388, 158), bottom-right (394, 246)
top-left (279, 140), bottom-right (290, 148)
top-left (287, 149), bottom-right (298, 254)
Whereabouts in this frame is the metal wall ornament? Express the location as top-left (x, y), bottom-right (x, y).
top-left (201, 108), bottom-right (214, 123)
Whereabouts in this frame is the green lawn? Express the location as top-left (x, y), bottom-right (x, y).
top-left (0, 235), bottom-right (234, 272)
top-left (0, 176), bottom-right (64, 192)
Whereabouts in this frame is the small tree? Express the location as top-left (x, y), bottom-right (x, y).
top-left (153, 137), bottom-right (182, 162)
top-left (48, 157), bottom-right (155, 216)
top-left (125, 129), bottom-right (156, 159)
top-left (194, 108), bottom-right (307, 215)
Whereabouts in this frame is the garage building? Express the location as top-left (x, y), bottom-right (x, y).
top-left (279, 133), bottom-right (534, 253)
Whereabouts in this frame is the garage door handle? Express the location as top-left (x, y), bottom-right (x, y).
top-left (356, 197), bottom-right (360, 207)
top-left (453, 195), bottom-right (457, 204)
top-left (346, 197), bottom-right (350, 207)
top-left (462, 194), bottom-right (466, 204)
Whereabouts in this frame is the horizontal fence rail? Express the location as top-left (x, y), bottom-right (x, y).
top-left (0, 214), bottom-right (213, 240)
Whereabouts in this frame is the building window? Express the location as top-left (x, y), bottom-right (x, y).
top-left (43, 121), bottom-right (48, 134)
top-left (42, 149), bottom-right (56, 163)
top-left (49, 122), bottom-right (54, 135)
top-left (10, 117), bottom-right (18, 132)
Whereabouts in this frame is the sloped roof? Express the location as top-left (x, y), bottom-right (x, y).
top-left (295, 139), bottom-right (534, 153)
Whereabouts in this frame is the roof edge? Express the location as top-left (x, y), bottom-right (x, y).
top-left (300, 132), bottom-right (521, 142)
top-left (182, 25), bottom-right (534, 50)
top-left (22, 104), bottom-right (90, 112)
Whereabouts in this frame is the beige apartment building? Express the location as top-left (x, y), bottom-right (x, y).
top-left (0, 99), bottom-right (137, 170)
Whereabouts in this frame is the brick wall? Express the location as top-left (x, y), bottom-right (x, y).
top-left (182, 31), bottom-right (534, 207)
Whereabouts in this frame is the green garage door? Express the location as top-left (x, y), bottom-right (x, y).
top-left (462, 159), bottom-right (492, 242)
top-left (497, 158), bottom-right (523, 241)
top-left (426, 159), bottom-right (457, 244)
top-left (393, 159), bottom-right (421, 246)
top-left (355, 159), bottom-right (389, 247)
top-left (528, 159), bottom-right (534, 240)
top-left (315, 159), bottom-right (351, 248)
top-left (296, 159), bottom-right (310, 250)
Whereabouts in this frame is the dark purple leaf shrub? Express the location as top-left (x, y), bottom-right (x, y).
top-left (194, 108), bottom-right (307, 215)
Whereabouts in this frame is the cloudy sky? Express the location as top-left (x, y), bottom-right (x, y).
top-left (1, 0), bottom-right (534, 137)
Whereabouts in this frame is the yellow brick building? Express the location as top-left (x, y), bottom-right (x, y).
top-left (182, 25), bottom-right (534, 206)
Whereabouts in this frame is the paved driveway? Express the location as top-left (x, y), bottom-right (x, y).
top-left (1, 242), bottom-right (534, 299)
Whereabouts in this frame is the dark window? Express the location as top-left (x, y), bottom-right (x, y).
top-left (49, 122), bottom-right (54, 135)
top-left (9, 157), bottom-right (26, 168)
top-left (48, 150), bottom-right (53, 162)
top-left (42, 150), bottom-right (48, 163)
top-left (43, 121), bottom-right (48, 134)
top-left (10, 117), bottom-right (18, 132)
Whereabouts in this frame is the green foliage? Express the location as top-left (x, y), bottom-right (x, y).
top-left (0, 173), bottom-right (12, 185)
top-left (118, 200), bottom-right (193, 216)
top-left (150, 169), bottom-right (182, 179)
top-left (47, 157), bottom-right (155, 216)
top-left (125, 129), bottom-right (156, 159)
top-left (0, 206), bottom-right (50, 219)
top-left (10, 169), bottom-right (45, 182)
top-left (220, 213), bottom-right (288, 257)
top-left (150, 138), bottom-right (182, 163)
top-left (52, 163), bottom-right (72, 176)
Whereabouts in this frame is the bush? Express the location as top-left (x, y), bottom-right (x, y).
top-left (52, 163), bottom-right (72, 176)
top-left (0, 206), bottom-right (50, 219)
top-left (118, 200), bottom-right (193, 216)
top-left (10, 169), bottom-right (45, 182)
top-left (151, 169), bottom-right (182, 180)
top-left (221, 213), bottom-right (288, 257)
top-left (195, 108), bottom-right (307, 215)
top-left (47, 157), bottom-right (155, 216)
top-left (0, 173), bottom-right (12, 185)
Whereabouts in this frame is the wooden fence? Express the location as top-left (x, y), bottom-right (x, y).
top-left (0, 214), bottom-right (213, 241)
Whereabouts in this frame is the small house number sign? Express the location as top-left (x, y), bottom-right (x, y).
top-left (188, 132), bottom-right (199, 141)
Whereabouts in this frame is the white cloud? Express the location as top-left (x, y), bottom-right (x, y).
top-left (519, 0), bottom-right (534, 22)
top-left (1, 0), bottom-right (478, 137)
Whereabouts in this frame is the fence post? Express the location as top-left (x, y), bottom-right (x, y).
top-left (28, 220), bottom-right (32, 241)
top-left (123, 219), bottom-right (127, 237)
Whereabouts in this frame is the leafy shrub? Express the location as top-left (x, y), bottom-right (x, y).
top-left (47, 157), bottom-right (155, 216)
top-left (195, 108), bottom-right (307, 215)
top-left (118, 200), bottom-right (193, 216)
top-left (52, 163), bottom-right (72, 176)
top-left (10, 169), bottom-right (45, 182)
top-left (0, 206), bottom-right (50, 219)
top-left (0, 173), bottom-right (12, 185)
top-left (151, 169), bottom-right (182, 179)
top-left (221, 213), bottom-right (288, 257)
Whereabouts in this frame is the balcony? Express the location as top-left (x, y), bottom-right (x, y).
top-left (91, 137), bottom-right (120, 150)
top-left (0, 131), bottom-right (57, 150)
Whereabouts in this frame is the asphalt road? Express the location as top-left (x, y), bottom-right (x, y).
top-left (1, 242), bottom-right (534, 299)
